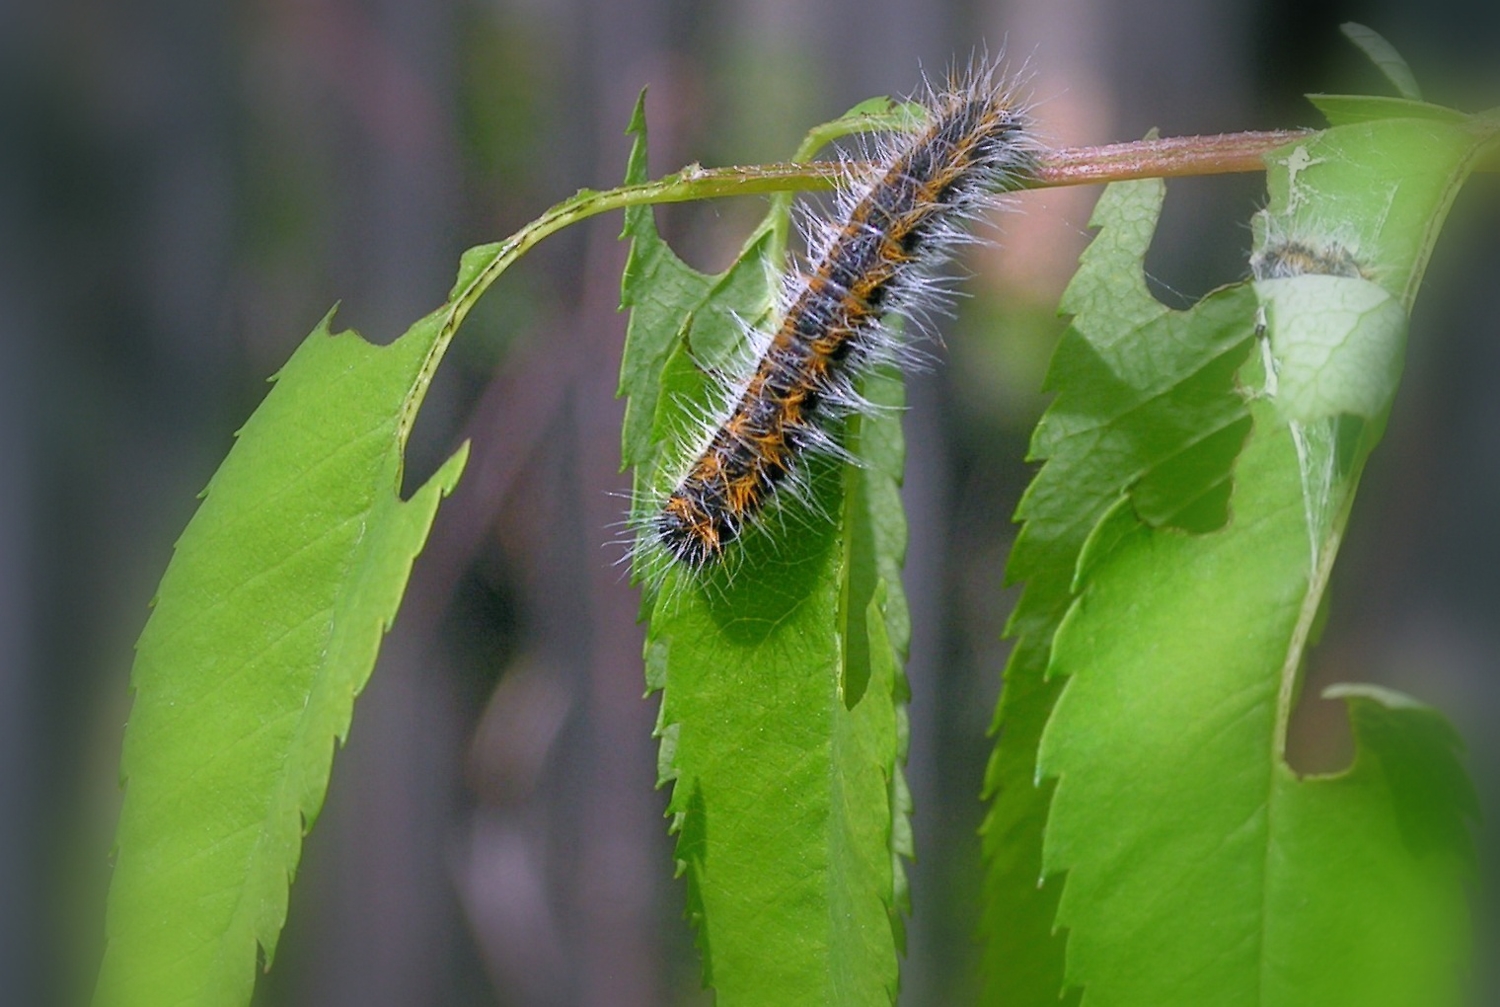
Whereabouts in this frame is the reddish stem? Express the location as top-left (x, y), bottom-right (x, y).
top-left (1028, 130), bottom-right (1315, 188)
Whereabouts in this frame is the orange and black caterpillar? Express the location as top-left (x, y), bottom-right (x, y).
top-left (648, 63), bottom-right (1032, 570)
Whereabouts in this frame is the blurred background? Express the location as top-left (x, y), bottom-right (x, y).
top-left (1, 0), bottom-right (1497, 1003)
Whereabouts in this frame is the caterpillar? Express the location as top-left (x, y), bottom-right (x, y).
top-left (641, 61), bottom-right (1033, 575)
top-left (1251, 237), bottom-right (1367, 281)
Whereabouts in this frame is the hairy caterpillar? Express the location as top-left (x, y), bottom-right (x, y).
top-left (1251, 237), bottom-right (1367, 281)
top-left (640, 61), bottom-right (1033, 575)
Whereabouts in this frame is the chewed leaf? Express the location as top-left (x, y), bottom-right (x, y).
top-left (1258, 119), bottom-right (1481, 309)
top-left (1038, 410), bottom-right (1473, 1006)
top-left (96, 306), bottom-right (468, 1007)
top-left (1034, 115), bottom-right (1484, 1006)
top-left (979, 177), bottom-right (1255, 1005)
top-left (1323, 683), bottom-right (1477, 861)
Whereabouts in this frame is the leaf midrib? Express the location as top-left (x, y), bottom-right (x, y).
top-left (1254, 478), bottom-right (1349, 1005)
top-left (182, 438), bottom-right (406, 1000)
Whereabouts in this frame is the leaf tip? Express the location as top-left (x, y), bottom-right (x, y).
top-left (625, 86), bottom-right (649, 138)
top-left (1339, 22), bottom-right (1423, 101)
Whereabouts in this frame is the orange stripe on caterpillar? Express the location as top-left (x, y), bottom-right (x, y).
top-left (647, 60), bottom-right (1033, 570)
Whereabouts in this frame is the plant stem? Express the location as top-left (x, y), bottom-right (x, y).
top-left (645, 129), bottom-right (1322, 202)
top-left (417, 129), bottom-right (1317, 427)
top-left (462, 129), bottom-right (1313, 307)
top-left (1028, 131), bottom-right (1315, 187)
top-left (542, 130), bottom-right (1321, 218)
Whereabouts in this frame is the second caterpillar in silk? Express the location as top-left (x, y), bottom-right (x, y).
top-left (643, 61), bottom-right (1034, 575)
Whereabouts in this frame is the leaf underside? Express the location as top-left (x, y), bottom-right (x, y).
top-left (619, 95), bottom-right (912, 1006)
top-left (93, 258), bottom-right (505, 1004)
top-left (983, 113), bottom-right (1484, 1006)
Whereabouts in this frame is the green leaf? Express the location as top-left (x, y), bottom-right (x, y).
top-left (1254, 275), bottom-right (1407, 424)
top-left (979, 176), bottom-right (1255, 1005)
top-left (1258, 119), bottom-right (1483, 309)
top-left (1340, 22), bottom-right (1423, 101)
top-left (1321, 683), bottom-right (1478, 860)
top-left (1307, 94), bottom-right (1466, 126)
top-left (96, 297), bottom-right (473, 1003)
top-left (619, 99), bottom-right (911, 1004)
top-left (1034, 117), bottom-right (1483, 1006)
top-left (1038, 416), bottom-right (1473, 1006)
